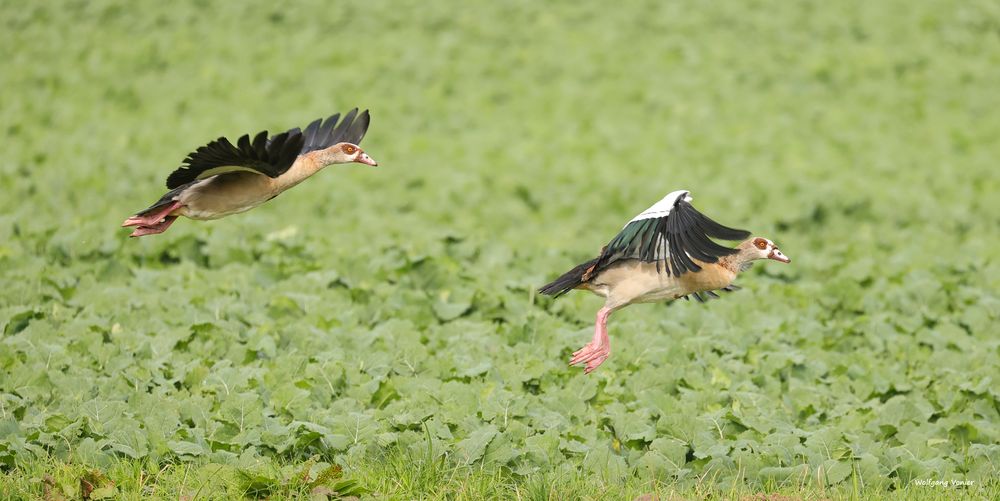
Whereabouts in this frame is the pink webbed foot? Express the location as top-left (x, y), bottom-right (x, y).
top-left (569, 306), bottom-right (613, 374)
top-left (128, 216), bottom-right (177, 237)
top-left (122, 201), bottom-right (182, 227)
top-left (569, 342), bottom-right (611, 374)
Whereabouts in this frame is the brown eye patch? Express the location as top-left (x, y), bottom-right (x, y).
top-left (754, 238), bottom-right (768, 249)
top-left (342, 145), bottom-right (357, 154)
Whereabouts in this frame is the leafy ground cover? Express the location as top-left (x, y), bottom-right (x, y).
top-left (1, 0), bottom-right (998, 498)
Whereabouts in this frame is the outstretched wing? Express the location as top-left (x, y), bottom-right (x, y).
top-left (165, 130), bottom-right (304, 189)
top-left (279, 108), bottom-right (371, 155)
top-left (594, 190), bottom-right (751, 277)
top-left (165, 109), bottom-right (370, 189)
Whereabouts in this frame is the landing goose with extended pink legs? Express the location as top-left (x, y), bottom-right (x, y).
top-left (539, 190), bottom-right (790, 373)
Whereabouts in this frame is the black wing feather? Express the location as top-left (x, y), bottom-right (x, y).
top-left (302, 118), bottom-right (323, 151)
top-left (594, 198), bottom-right (750, 277)
top-left (251, 131), bottom-right (267, 160)
top-left (667, 207), bottom-right (698, 274)
top-left (165, 130), bottom-right (305, 189)
top-left (291, 108), bottom-right (371, 155)
top-left (343, 110), bottom-right (370, 145)
top-left (313, 115), bottom-right (339, 150)
top-left (275, 132), bottom-right (301, 169)
top-left (329, 109), bottom-right (358, 145)
top-left (237, 134), bottom-right (251, 153)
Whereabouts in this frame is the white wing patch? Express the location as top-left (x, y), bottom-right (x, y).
top-left (626, 189), bottom-right (692, 226)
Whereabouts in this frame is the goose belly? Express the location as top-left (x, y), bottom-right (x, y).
top-left (178, 175), bottom-right (277, 220)
top-left (587, 259), bottom-right (736, 307)
top-left (183, 200), bottom-right (268, 220)
top-left (630, 282), bottom-right (688, 303)
top-left (587, 260), bottom-right (687, 306)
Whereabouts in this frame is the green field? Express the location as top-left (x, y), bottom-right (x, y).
top-left (2, 0), bottom-right (999, 499)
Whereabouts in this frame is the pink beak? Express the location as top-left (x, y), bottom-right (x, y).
top-left (769, 248), bottom-right (791, 263)
top-left (356, 152), bottom-right (378, 166)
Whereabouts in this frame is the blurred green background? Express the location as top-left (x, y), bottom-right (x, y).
top-left (2, 0), bottom-right (998, 495)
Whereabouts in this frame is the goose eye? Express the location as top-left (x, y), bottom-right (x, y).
top-left (754, 239), bottom-right (768, 249)
top-left (343, 145), bottom-right (356, 154)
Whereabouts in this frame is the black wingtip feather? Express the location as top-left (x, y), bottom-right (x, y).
top-left (329, 109), bottom-right (359, 145)
top-left (683, 201), bottom-right (751, 241)
top-left (293, 108), bottom-right (370, 154)
top-left (539, 258), bottom-right (599, 298)
top-left (345, 110), bottom-right (371, 145)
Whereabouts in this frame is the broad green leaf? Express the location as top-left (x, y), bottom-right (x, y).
top-left (454, 424), bottom-right (498, 465)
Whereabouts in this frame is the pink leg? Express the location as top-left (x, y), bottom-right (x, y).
top-left (569, 306), bottom-right (612, 373)
top-left (128, 216), bottom-right (178, 237)
top-left (122, 201), bottom-right (182, 227)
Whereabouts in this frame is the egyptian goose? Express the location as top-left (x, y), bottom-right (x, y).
top-left (122, 109), bottom-right (377, 237)
top-left (539, 190), bottom-right (790, 373)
